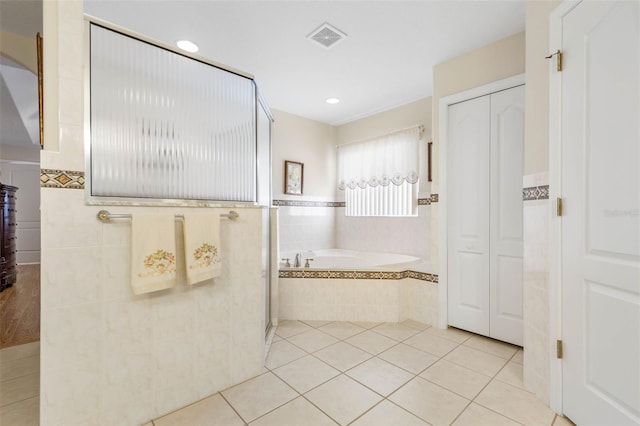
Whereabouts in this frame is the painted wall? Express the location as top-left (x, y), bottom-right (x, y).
top-left (40, 2), bottom-right (265, 424)
top-left (272, 110), bottom-right (337, 253)
top-left (335, 97), bottom-right (433, 259)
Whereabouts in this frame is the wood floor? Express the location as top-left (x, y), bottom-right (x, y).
top-left (0, 264), bottom-right (40, 349)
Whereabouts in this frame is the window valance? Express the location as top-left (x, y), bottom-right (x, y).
top-left (337, 126), bottom-right (421, 190)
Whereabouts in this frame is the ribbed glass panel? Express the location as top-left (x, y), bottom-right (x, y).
top-left (345, 181), bottom-right (417, 217)
top-left (90, 24), bottom-right (256, 201)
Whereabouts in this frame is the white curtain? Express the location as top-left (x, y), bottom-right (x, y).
top-left (337, 126), bottom-right (421, 190)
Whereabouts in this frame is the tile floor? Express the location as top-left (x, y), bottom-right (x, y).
top-left (0, 341), bottom-right (40, 426)
top-left (152, 320), bottom-right (573, 426)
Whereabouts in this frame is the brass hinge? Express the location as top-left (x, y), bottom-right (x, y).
top-left (546, 50), bottom-right (563, 72)
top-left (556, 197), bottom-right (563, 216)
top-left (557, 340), bottom-right (564, 359)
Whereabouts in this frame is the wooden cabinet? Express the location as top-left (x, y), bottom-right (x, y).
top-left (1, 183), bottom-right (18, 291)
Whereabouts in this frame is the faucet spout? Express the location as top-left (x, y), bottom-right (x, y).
top-left (294, 253), bottom-right (301, 268)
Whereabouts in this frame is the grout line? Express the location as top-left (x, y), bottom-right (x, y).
top-left (218, 391), bottom-right (250, 425)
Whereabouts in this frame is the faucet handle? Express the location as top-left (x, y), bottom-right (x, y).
top-left (281, 258), bottom-right (291, 268)
top-left (304, 258), bottom-right (314, 268)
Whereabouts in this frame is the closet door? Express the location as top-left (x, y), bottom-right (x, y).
top-left (447, 95), bottom-right (491, 336)
top-left (489, 85), bottom-right (525, 345)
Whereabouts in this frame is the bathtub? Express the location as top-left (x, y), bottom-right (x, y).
top-left (278, 249), bottom-right (438, 324)
top-left (280, 249), bottom-right (421, 270)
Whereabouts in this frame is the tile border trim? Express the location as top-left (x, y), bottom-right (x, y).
top-left (279, 268), bottom-right (438, 283)
top-left (40, 169), bottom-right (85, 190)
top-left (272, 200), bottom-right (345, 207)
top-left (523, 185), bottom-right (549, 201)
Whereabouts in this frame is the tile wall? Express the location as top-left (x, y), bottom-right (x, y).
top-left (275, 196), bottom-right (337, 253)
top-left (522, 172), bottom-right (550, 403)
top-left (40, 3), bottom-right (266, 424)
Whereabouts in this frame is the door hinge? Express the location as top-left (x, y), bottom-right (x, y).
top-left (556, 340), bottom-right (564, 359)
top-left (546, 49), bottom-right (563, 72)
top-left (556, 197), bottom-right (563, 216)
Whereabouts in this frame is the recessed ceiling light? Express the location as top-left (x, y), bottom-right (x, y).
top-left (176, 40), bottom-right (199, 53)
top-left (326, 97), bottom-right (340, 104)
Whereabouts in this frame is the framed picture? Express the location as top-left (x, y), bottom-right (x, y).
top-left (284, 160), bottom-right (304, 195)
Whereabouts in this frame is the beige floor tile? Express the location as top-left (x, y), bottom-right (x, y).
top-left (378, 343), bottom-right (439, 374)
top-left (314, 342), bottom-right (372, 372)
top-left (305, 375), bottom-right (383, 425)
top-left (272, 355), bottom-right (340, 393)
top-left (345, 331), bottom-right (398, 355)
top-left (319, 322), bottom-right (366, 340)
top-left (463, 335), bottom-right (519, 359)
top-left (389, 377), bottom-right (469, 425)
top-left (495, 361), bottom-right (525, 389)
top-left (553, 414), bottom-right (576, 426)
top-left (250, 397), bottom-right (337, 426)
top-left (0, 342), bottom-right (40, 363)
top-left (475, 380), bottom-right (556, 426)
top-left (265, 340), bottom-right (307, 370)
top-left (301, 320), bottom-right (334, 328)
top-left (272, 334), bottom-right (283, 343)
top-left (276, 320), bottom-right (313, 338)
top-left (371, 323), bottom-right (421, 341)
top-left (288, 329), bottom-right (339, 353)
top-left (350, 321), bottom-right (381, 330)
top-left (444, 345), bottom-right (508, 377)
top-left (404, 330), bottom-right (459, 357)
top-left (0, 355), bottom-right (39, 382)
top-left (221, 372), bottom-right (298, 423)
top-left (452, 402), bottom-right (520, 426)
top-left (511, 349), bottom-right (524, 364)
top-left (346, 357), bottom-right (413, 396)
top-left (424, 326), bottom-right (472, 343)
top-left (0, 396), bottom-right (39, 426)
top-left (420, 359), bottom-right (491, 399)
top-left (0, 373), bottom-right (39, 407)
top-left (400, 319), bottom-right (430, 331)
top-left (350, 400), bottom-right (429, 426)
top-left (154, 393), bottom-right (243, 426)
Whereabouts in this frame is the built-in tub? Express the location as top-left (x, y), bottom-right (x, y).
top-left (278, 249), bottom-right (438, 324)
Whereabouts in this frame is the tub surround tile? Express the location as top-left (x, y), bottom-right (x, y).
top-left (272, 355), bottom-right (340, 393)
top-left (305, 375), bottom-right (383, 425)
top-left (221, 372), bottom-right (298, 423)
top-left (250, 397), bottom-right (338, 426)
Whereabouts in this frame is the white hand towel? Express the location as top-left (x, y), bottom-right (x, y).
top-left (183, 213), bottom-right (221, 285)
top-left (131, 214), bottom-right (177, 295)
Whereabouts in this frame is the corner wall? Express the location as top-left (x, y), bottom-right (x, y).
top-left (40, 2), bottom-right (265, 424)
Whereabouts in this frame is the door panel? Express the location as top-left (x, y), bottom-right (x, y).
top-left (490, 86), bottom-right (525, 345)
top-left (562, 1), bottom-right (640, 424)
top-left (447, 96), bottom-right (491, 335)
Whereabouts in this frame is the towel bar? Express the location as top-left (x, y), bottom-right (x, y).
top-left (96, 210), bottom-right (239, 222)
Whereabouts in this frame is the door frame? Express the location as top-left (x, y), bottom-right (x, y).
top-left (437, 73), bottom-right (526, 329)
top-left (548, 0), bottom-right (581, 414)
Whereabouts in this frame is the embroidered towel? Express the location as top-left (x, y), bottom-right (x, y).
top-left (183, 213), bottom-right (222, 285)
top-left (131, 214), bottom-right (177, 295)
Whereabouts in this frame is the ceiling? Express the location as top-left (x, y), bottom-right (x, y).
top-left (84, 0), bottom-right (526, 125)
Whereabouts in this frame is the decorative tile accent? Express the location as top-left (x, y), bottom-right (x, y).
top-left (430, 194), bottom-right (439, 203)
top-left (279, 269), bottom-right (437, 283)
top-left (40, 169), bottom-right (85, 189)
top-left (273, 199), bottom-right (345, 207)
top-left (417, 198), bottom-right (431, 206)
top-left (523, 185), bottom-right (549, 201)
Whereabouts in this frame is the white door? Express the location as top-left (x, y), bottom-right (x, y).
top-left (561, 1), bottom-right (640, 424)
top-left (447, 95), bottom-right (491, 336)
top-left (489, 86), bottom-right (524, 346)
top-left (448, 86), bottom-right (524, 345)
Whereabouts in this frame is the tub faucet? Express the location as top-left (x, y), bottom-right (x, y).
top-left (294, 253), bottom-right (301, 268)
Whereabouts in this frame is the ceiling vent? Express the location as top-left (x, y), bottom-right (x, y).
top-left (307, 22), bottom-right (347, 49)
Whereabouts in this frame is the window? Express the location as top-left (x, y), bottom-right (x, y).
top-left (337, 126), bottom-right (422, 216)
